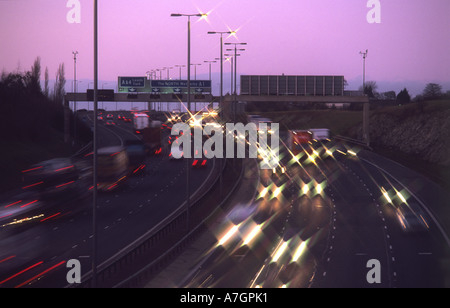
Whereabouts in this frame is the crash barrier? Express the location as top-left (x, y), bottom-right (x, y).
top-left (334, 135), bottom-right (372, 150)
top-left (72, 157), bottom-right (244, 288)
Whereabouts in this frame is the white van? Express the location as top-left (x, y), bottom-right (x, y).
top-left (309, 129), bottom-right (330, 142)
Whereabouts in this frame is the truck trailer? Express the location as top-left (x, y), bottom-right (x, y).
top-left (133, 113), bottom-right (150, 134)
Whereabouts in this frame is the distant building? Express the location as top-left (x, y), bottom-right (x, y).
top-left (240, 75), bottom-right (345, 96)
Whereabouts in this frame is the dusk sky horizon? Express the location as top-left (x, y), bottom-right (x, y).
top-left (1, 0), bottom-right (449, 97)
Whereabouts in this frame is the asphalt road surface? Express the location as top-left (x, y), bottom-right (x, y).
top-left (0, 113), bottom-right (216, 288)
top-left (181, 139), bottom-right (450, 288)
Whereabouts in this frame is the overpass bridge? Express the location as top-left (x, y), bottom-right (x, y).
top-left (64, 90), bottom-right (371, 146)
top-left (222, 93), bottom-right (371, 145)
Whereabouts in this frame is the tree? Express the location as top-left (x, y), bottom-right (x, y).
top-left (359, 80), bottom-right (378, 98)
top-left (423, 83), bottom-right (442, 100)
top-left (396, 88), bottom-right (411, 104)
top-left (44, 67), bottom-right (49, 98)
top-left (25, 57), bottom-right (42, 95)
top-left (343, 78), bottom-right (349, 89)
top-left (382, 91), bottom-right (396, 100)
top-left (54, 63), bottom-right (66, 103)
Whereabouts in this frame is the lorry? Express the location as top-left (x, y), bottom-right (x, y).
top-left (124, 140), bottom-right (147, 175)
top-left (287, 130), bottom-right (313, 157)
top-left (309, 128), bottom-right (330, 142)
top-left (133, 113), bottom-right (150, 134)
top-left (97, 146), bottom-right (130, 191)
top-left (142, 121), bottom-right (163, 155)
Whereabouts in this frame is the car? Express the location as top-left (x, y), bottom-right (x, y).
top-left (20, 158), bottom-right (81, 200)
top-left (105, 120), bottom-right (115, 126)
top-left (123, 117), bottom-right (132, 123)
top-left (396, 202), bottom-right (430, 234)
top-left (167, 113), bottom-right (182, 124)
top-left (106, 114), bottom-right (114, 119)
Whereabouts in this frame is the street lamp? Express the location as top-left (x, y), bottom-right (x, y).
top-left (225, 42), bottom-right (246, 122)
top-left (224, 54), bottom-right (234, 95)
top-left (175, 65), bottom-right (186, 80)
top-left (207, 31), bottom-right (236, 121)
top-left (225, 42), bottom-right (247, 96)
top-left (72, 51), bottom-right (79, 145)
top-left (156, 69), bottom-right (163, 80)
top-left (150, 69), bottom-right (157, 80)
top-left (204, 60), bottom-right (217, 81)
top-left (190, 63), bottom-right (202, 80)
top-left (360, 49), bottom-right (368, 93)
top-left (226, 50), bottom-right (245, 94)
top-left (164, 67), bottom-right (174, 80)
top-left (171, 13), bottom-right (207, 113)
top-left (360, 49), bottom-right (370, 146)
top-left (208, 30), bottom-right (235, 199)
top-left (171, 12), bottom-right (207, 230)
top-left (92, 0), bottom-right (99, 287)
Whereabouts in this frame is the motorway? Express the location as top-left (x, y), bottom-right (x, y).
top-left (1, 114), bottom-right (449, 288)
top-left (0, 112), bottom-right (217, 288)
top-left (180, 136), bottom-right (450, 288)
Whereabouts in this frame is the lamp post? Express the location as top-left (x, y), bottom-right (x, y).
top-left (72, 51), bottom-right (79, 145)
top-left (92, 0), bottom-right (99, 287)
top-left (204, 60), bottom-right (217, 81)
top-left (190, 63), bottom-right (202, 80)
top-left (171, 12), bottom-right (207, 230)
top-left (225, 42), bottom-right (247, 121)
top-left (175, 65), bottom-right (186, 111)
top-left (164, 67), bottom-right (173, 80)
top-left (360, 49), bottom-right (370, 146)
top-left (360, 50), bottom-right (368, 91)
top-left (175, 65), bottom-right (186, 80)
top-left (208, 30), bottom-right (235, 199)
top-left (207, 31), bottom-right (236, 121)
top-left (150, 69), bottom-right (157, 80)
top-left (225, 43), bottom-right (246, 95)
top-left (224, 54), bottom-right (234, 95)
top-left (191, 64), bottom-right (202, 111)
top-left (171, 13), bottom-right (206, 113)
top-left (225, 53), bottom-right (242, 121)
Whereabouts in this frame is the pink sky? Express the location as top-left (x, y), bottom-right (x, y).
top-left (1, 0), bottom-right (449, 95)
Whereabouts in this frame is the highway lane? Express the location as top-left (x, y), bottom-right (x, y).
top-left (3, 118), bottom-right (448, 288)
top-left (310, 154), bottom-right (397, 287)
top-left (181, 138), bottom-right (450, 288)
top-left (312, 152), bottom-right (446, 288)
top-left (183, 146), bottom-right (333, 288)
top-left (0, 114), bottom-right (217, 288)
